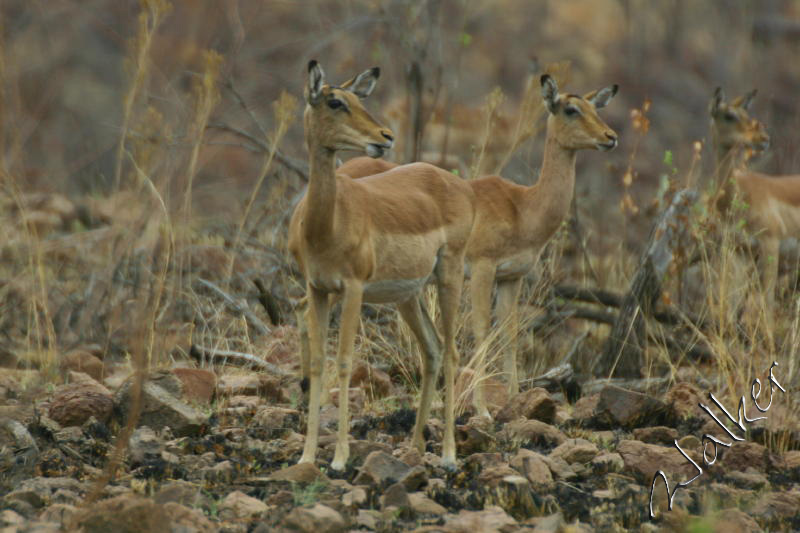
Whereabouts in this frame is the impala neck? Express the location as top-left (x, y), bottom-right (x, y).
top-left (713, 139), bottom-right (746, 214)
top-left (304, 144), bottom-right (338, 244)
top-left (525, 130), bottom-right (577, 231)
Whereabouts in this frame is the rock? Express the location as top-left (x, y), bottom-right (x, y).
top-left (116, 376), bottom-right (208, 437)
top-left (712, 507), bottom-right (762, 533)
top-left (38, 504), bottom-right (77, 526)
top-left (720, 441), bottom-right (767, 472)
top-left (483, 475), bottom-right (537, 521)
top-left (162, 502), bottom-right (216, 533)
top-left (464, 452), bottom-right (506, 471)
top-left (633, 426), bottom-right (678, 444)
top-left (217, 373), bottom-right (284, 402)
top-left (128, 427), bottom-right (164, 465)
top-left (725, 469), bottom-right (768, 490)
top-left (329, 387), bottom-right (365, 411)
top-left (60, 350), bottom-right (104, 381)
top-left (0, 509), bottom-right (25, 528)
top-left (342, 487), bottom-right (367, 508)
top-left (351, 361), bottom-right (393, 398)
top-left (454, 369), bottom-right (509, 415)
top-left (616, 439), bottom-right (699, 483)
top-left (355, 509), bottom-right (379, 530)
top-left (456, 416), bottom-right (496, 455)
top-left (478, 464), bottom-right (524, 487)
top-left (74, 495), bottom-right (170, 533)
top-left (549, 438), bottom-right (599, 464)
top-left (349, 440), bottom-right (392, 462)
top-left (500, 418), bottom-right (566, 448)
top-left (153, 481), bottom-right (209, 509)
top-left (218, 490), bottom-right (268, 520)
top-left (591, 452), bottom-right (624, 473)
top-left (400, 465), bottom-right (429, 491)
top-left (198, 460), bottom-right (234, 483)
top-left (353, 451), bottom-right (411, 486)
top-left (253, 406), bottom-right (300, 435)
top-left (524, 511), bottom-right (564, 531)
top-left (170, 368), bottom-right (216, 404)
top-left (281, 503), bottom-right (345, 533)
top-left (444, 506), bottom-right (518, 533)
top-left (571, 393), bottom-right (600, 425)
top-left (408, 492), bottom-right (447, 515)
top-left (268, 463), bottom-right (329, 484)
top-left (752, 490), bottom-right (800, 525)
top-left (53, 426), bottom-right (84, 444)
top-left (665, 382), bottom-right (705, 421)
top-left (495, 387), bottom-right (556, 424)
top-left (4, 489), bottom-right (45, 509)
top-left (380, 482), bottom-right (410, 510)
top-left (595, 385), bottom-right (667, 428)
top-left (48, 376), bottom-right (112, 427)
top-left (510, 449), bottom-right (554, 487)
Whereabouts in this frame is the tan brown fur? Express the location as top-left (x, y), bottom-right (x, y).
top-left (339, 75), bottom-right (618, 416)
top-left (288, 61), bottom-right (475, 470)
top-left (710, 87), bottom-right (800, 304)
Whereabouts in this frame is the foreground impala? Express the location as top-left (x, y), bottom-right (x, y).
top-left (710, 87), bottom-right (800, 305)
top-left (339, 75), bottom-right (618, 416)
top-left (288, 61), bottom-right (476, 470)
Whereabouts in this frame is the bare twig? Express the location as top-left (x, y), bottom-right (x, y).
top-left (195, 278), bottom-right (271, 337)
top-left (189, 344), bottom-right (290, 376)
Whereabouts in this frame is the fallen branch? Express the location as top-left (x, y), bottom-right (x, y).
top-left (189, 344), bottom-right (290, 377)
top-left (195, 278), bottom-right (271, 337)
top-left (253, 278), bottom-right (283, 326)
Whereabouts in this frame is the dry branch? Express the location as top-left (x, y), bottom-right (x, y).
top-left (189, 344), bottom-right (290, 377)
top-left (195, 278), bottom-right (271, 337)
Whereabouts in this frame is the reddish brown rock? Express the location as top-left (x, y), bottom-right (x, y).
top-left (495, 387), bottom-right (557, 424)
top-left (456, 416), bottom-right (497, 455)
top-left (48, 375), bottom-right (112, 427)
top-left (444, 505), bottom-right (518, 532)
top-left (549, 438), bottom-right (599, 465)
top-left (616, 439), bottom-right (699, 483)
top-left (720, 441), bottom-right (768, 473)
top-left (500, 418), bottom-right (567, 448)
top-left (633, 426), bottom-right (679, 445)
top-left (595, 385), bottom-right (667, 428)
top-left (73, 495), bottom-right (169, 533)
top-left (216, 373), bottom-right (285, 402)
top-left (510, 449), bottom-right (554, 487)
top-left (571, 393), bottom-right (600, 424)
top-left (665, 382), bottom-right (705, 421)
top-left (268, 463), bottom-right (329, 484)
top-left (712, 508), bottom-right (761, 533)
top-left (351, 361), bottom-right (393, 398)
top-left (170, 368), bottom-right (216, 404)
top-left (281, 503), bottom-right (345, 533)
top-left (60, 351), bottom-right (104, 382)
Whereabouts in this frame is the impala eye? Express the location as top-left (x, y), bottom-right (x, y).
top-left (564, 106), bottom-right (580, 117)
top-left (724, 112), bottom-right (738, 122)
top-left (328, 99), bottom-right (344, 110)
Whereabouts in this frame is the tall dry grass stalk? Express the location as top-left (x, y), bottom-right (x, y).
top-left (113, 0), bottom-right (172, 192)
top-left (225, 90), bottom-right (298, 282)
top-left (469, 86), bottom-right (505, 180)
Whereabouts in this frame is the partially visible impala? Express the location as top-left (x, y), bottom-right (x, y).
top-left (340, 74), bottom-right (619, 416)
top-left (288, 61), bottom-right (476, 470)
top-left (710, 87), bottom-right (800, 306)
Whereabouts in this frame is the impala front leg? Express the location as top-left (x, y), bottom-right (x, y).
top-left (294, 296), bottom-right (311, 399)
top-left (496, 277), bottom-right (522, 397)
top-left (298, 285), bottom-right (330, 465)
top-left (331, 280), bottom-right (363, 471)
top-left (469, 258), bottom-right (496, 418)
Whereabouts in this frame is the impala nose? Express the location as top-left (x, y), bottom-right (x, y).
top-left (599, 132), bottom-right (618, 151)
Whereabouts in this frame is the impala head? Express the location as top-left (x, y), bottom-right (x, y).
top-left (709, 87), bottom-right (770, 152)
top-left (541, 74), bottom-right (618, 151)
top-left (304, 60), bottom-right (394, 158)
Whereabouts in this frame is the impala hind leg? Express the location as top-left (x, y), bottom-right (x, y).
top-left (437, 251), bottom-right (467, 469)
top-left (469, 259), bottom-right (496, 418)
top-left (397, 296), bottom-right (442, 455)
top-left (298, 286), bottom-right (330, 465)
top-left (496, 277), bottom-right (523, 397)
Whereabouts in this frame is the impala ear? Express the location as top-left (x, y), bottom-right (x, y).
top-left (738, 89), bottom-right (757, 110)
top-left (306, 60), bottom-right (325, 105)
top-left (541, 74), bottom-right (559, 114)
top-left (341, 67), bottom-right (380, 98)
top-left (710, 87), bottom-right (725, 117)
top-left (587, 84), bottom-right (618, 109)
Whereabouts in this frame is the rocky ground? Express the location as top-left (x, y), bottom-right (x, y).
top-left (1, 339), bottom-right (799, 533)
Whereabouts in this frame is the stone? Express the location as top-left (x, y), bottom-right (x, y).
top-left (198, 460), bottom-right (234, 483)
top-left (329, 387), bottom-right (365, 412)
top-left (510, 449), bottom-right (553, 487)
top-left (128, 426), bottom-right (163, 465)
top-left (725, 469), bottom-right (768, 490)
top-left (571, 393), bottom-right (600, 425)
top-left (253, 406), bottom-right (300, 434)
top-left (633, 426), bottom-right (678, 444)
top-left (752, 490), bottom-right (800, 524)
top-left (408, 492), bottom-right (447, 515)
top-left (170, 368), bottom-right (216, 404)
top-left (524, 511), bottom-right (564, 532)
top-left (444, 506), bottom-right (518, 533)
top-left (456, 416), bottom-right (496, 455)
top-left (349, 440), bottom-right (392, 462)
top-left (495, 387), bottom-right (556, 424)
top-left (351, 361), bottom-right (393, 398)
top-left (400, 465), bottom-right (429, 491)
top-left (73, 495), bottom-right (169, 533)
top-left (595, 385), bottom-right (667, 428)
top-left (38, 504), bottom-right (77, 526)
top-left (500, 418), bottom-right (566, 448)
top-left (60, 350), bottom-right (104, 381)
top-left (161, 502), bottom-right (216, 533)
top-left (380, 482), bottom-right (409, 510)
top-left (268, 463), bottom-right (329, 484)
top-left (153, 481), bottom-right (208, 509)
top-left (116, 376), bottom-right (208, 437)
top-left (353, 451), bottom-right (411, 486)
top-left (218, 490), bottom-right (268, 520)
top-left (549, 438), bottom-right (599, 464)
top-left (712, 507), bottom-right (761, 533)
top-left (217, 373), bottom-right (284, 402)
top-left (0, 509), bottom-right (25, 528)
top-left (720, 441), bottom-right (767, 472)
top-left (478, 464), bottom-right (524, 487)
top-left (281, 503), bottom-right (345, 533)
top-left (342, 487), bottom-right (367, 508)
top-left (665, 382), bottom-right (705, 421)
top-left (48, 376), bottom-right (112, 427)
top-left (591, 452), bottom-right (624, 473)
top-left (616, 439), bottom-right (699, 483)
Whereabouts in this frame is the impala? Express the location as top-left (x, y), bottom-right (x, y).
top-left (339, 75), bottom-right (618, 416)
top-left (709, 87), bottom-right (800, 305)
top-left (288, 61), bottom-right (476, 470)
